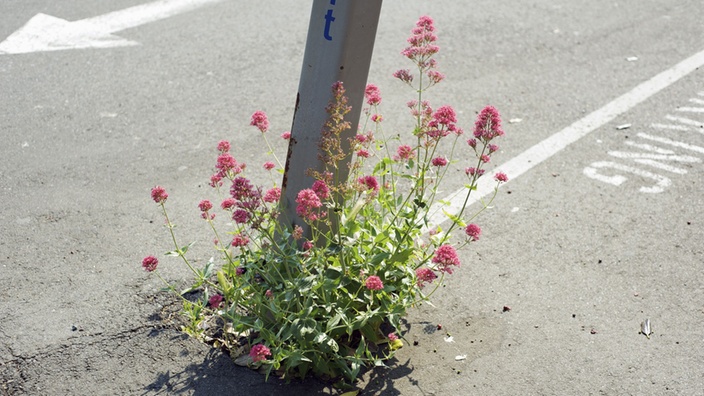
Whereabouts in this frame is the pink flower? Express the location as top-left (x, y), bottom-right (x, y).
top-left (221, 198), bottom-right (237, 210)
top-left (151, 186), bottom-right (168, 204)
top-left (266, 289), bottom-right (273, 298)
top-left (312, 180), bottom-right (330, 200)
top-left (473, 106), bottom-right (504, 141)
top-left (142, 255), bottom-right (159, 272)
top-left (371, 114), bottom-right (383, 123)
top-left (296, 189), bottom-right (323, 222)
top-left (465, 167), bottom-right (485, 177)
top-left (365, 84), bottom-right (382, 106)
top-left (303, 241), bottom-right (314, 251)
top-left (292, 225), bottom-right (303, 240)
top-left (249, 344), bottom-right (272, 362)
top-left (355, 134), bottom-right (368, 143)
top-left (467, 138), bottom-right (477, 149)
top-left (263, 161), bottom-right (276, 171)
top-left (281, 131), bottom-right (291, 140)
top-left (235, 267), bottom-right (245, 276)
top-left (388, 333), bottom-right (399, 341)
top-left (209, 294), bottom-right (223, 308)
top-left (395, 144), bottom-right (416, 161)
top-left (216, 153), bottom-right (239, 173)
top-left (488, 144), bottom-right (499, 153)
top-left (365, 275), bottom-right (384, 290)
top-left (465, 224), bottom-right (482, 241)
top-left (480, 154), bottom-right (490, 163)
top-left (415, 267), bottom-right (437, 287)
top-left (263, 187), bottom-right (281, 203)
top-left (427, 70), bottom-right (445, 84)
top-left (393, 69), bottom-right (414, 83)
top-left (358, 175), bottom-right (380, 192)
top-left (431, 244), bottom-right (461, 274)
top-left (201, 212), bottom-right (216, 220)
top-left (356, 149), bottom-right (370, 158)
top-left (217, 140), bottom-right (230, 152)
top-left (210, 173), bottom-right (223, 188)
top-left (198, 199), bottom-right (213, 212)
top-left (213, 239), bottom-right (219, 245)
top-left (232, 209), bottom-right (250, 224)
top-left (250, 110), bottom-right (269, 133)
top-left (494, 172), bottom-right (509, 183)
top-left (432, 157), bottom-right (448, 167)
top-left (232, 233), bottom-right (249, 247)
top-left (431, 105), bottom-right (457, 126)
top-left (230, 177), bottom-right (257, 201)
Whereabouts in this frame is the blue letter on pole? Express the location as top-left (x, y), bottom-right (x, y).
top-left (324, 9), bottom-right (335, 40)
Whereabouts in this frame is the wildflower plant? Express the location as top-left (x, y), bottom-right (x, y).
top-left (142, 15), bottom-right (507, 384)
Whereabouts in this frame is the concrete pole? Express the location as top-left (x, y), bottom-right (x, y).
top-left (279, 0), bottom-right (382, 238)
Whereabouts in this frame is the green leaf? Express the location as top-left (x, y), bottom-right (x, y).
top-left (180, 241), bottom-right (196, 255)
top-left (217, 270), bottom-right (232, 294)
top-left (465, 183), bottom-right (478, 191)
top-left (179, 280), bottom-right (203, 295)
top-left (360, 323), bottom-right (377, 343)
top-left (442, 208), bottom-right (466, 227)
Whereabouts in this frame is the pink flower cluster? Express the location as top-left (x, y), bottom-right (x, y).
top-left (465, 167), bottom-right (485, 177)
top-left (199, 200), bottom-right (213, 212)
top-left (142, 255), bottom-right (159, 272)
top-left (365, 84), bottom-right (382, 106)
top-left (358, 175), bottom-right (380, 192)
top-left (431, 157), bottom-right (448, 167)
top-left (494, 172), bottom-right (509, 183)
top-left (393, 69), bottom-right (414, 83)
top-left (473, 105), bottom-right (504, 141)
top-left (394, 144), bottom-right (416, 162)
top-left (209, 294), bottom-right (223, 308)
top-left (249, 344), bottom-right (272, 362)
top-left (151, 186), bottom-right (168, 204)
top-left (415, 267), bottom-right (437, 287)
top-left (232, 233), bottom-right (249, 247)
top-left (431, 244), bottom-right (461, 274)
top-left (312, 180), bottom-right (330, 200)
top-left (250, 110), bottom-right (269, 133)
top-left (296, 189), bottom-right (324, 222)
top-left (216, 140), bottom-right (230, 152)
top-left (465, 224), bottom-right (481, 241)
top-left (263, 187), bottom-right (281, 203)
top-left (388, 333), bottom-right (399, 341)
top-left (365, 275), bottom-right (384, 290)
top-left (400, 15), bottom-right (440, 67)
top-left (427, 105), bottom-right (462, 138)
top-left (281, 131), bottom-right (291, 140)
top-left (263, 161), bottom-right (275, 171)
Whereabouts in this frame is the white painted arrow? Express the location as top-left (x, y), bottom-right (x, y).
top-left (0, 0), bottom-right (223, 55)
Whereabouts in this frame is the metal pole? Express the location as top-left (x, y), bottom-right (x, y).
top-left (280, 0), bottom-right (382, 237)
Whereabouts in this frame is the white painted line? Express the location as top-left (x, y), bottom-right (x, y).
top-left (651, 123), bottom-right (691, 131)
top-left (633, 159), bottom-right (688, 174)
top-left (624, 141), bottom-right (675, 154)
top-left (637, 133), bottom-right (704, 154)
top-left (607, 151), bottom-right (700, 162)
top-left (428, 47), bottom-right (704, 228)
top-left (689, 98), bottom-right (704, 105)
top-left (583, 161), bottom-right (670, 193)
top-left (699, 91), bottom-right (704, 97)
top-left (676, 107), bottom-right (704, 113)
top-left (0, 0), bottom-right (224, 54)
top-left (664, 115), bottom-right (704, 132)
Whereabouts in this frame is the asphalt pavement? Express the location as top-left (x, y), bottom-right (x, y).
top-left (1, 0), bottom-right (703, 394)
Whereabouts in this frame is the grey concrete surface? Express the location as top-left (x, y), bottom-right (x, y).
top-left (1, 0), bottom-right (703, 394)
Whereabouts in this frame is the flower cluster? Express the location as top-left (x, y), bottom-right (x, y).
top-left (141, 15), bottom-right (508, 385)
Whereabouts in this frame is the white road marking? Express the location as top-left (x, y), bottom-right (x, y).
top-left (624, 141), bottom-right (675, 154)
top-left (636, 133), bottom-right (704, 154)
top-left (632, 159), bottom-right (688, 174)
top-left (689, 98), bottom-right (704, 105)
top-left (676, 107), bottom-right (704, 113)
top-left (0, 0), bottom-right (223, 55)
top-left (583, 161), bottom-right (671, 193)
top-left (651, 123), bottom-right (691, 131)
top-left (607, 151), bottom-right (700, 162)
top-left (428, 47), bottom-right (704, 228)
